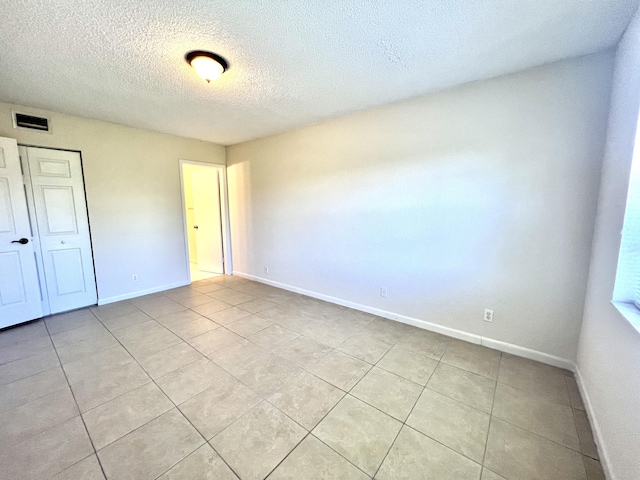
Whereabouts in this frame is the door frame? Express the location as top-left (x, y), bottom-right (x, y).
top-left (179, 160), bottom-right (232, 281)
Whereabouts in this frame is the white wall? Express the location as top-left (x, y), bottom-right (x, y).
top-left (0, 102), bottom-right (225, 303)
top-left (577, 8), bottom-right (640, 480)
top-left (227, 52), bottom-right (614, 362)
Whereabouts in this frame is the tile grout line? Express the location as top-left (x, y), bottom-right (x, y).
top-left (91, 304), bottom-right (244, 480)
top-left (370, 342), bottom-right (446, 479)
top-left (42, 312), bottom-right (109, 480)
top-left (27, 278), bottom-right (595, 479)
top-left (480, 351), bottom-right (502, 473)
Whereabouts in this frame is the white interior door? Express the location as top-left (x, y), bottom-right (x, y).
top-left (0, 137), bottom-right (43, 328)
top-left (192, 169), bottom-right (223, 274)
top-left (21, 147), bottom-right (97, 314)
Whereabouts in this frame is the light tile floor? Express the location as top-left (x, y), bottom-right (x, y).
top-left (0, 275), bottom-right (605, 479)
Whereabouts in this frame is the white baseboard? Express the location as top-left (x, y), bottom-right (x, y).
top-left (480, 337), bottom-right (576, 371)
top-left (233, 271), bottom-right (576, 371)
top-left (97, 281), bottom-right (188, 305)
top-left (574, 367), bottom-right (614, 480)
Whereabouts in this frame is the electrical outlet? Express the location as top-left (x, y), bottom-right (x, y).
top-left (380, 287), bottom-right (387, 298)
top-left (132, 274), bottom-right (139, 283)
top-left (484, 309), bottom-right (493, 322)
top-left (264, 265), bottom-right (269, 274)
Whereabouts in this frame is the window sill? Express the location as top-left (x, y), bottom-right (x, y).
top-left (612, 301), bottom-right (640, 335)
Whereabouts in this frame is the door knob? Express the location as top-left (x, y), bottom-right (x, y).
top-left (193, 225), bottom-right (199, 229)
top-left (11, 238), bottom-right (29, 244)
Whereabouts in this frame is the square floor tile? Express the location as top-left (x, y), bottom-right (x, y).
top-left (256, 306), bottom-right (319, 333)
top-left (273, 335), bottom-right (332, 368)
top-left (395, 330), bottom-right (449, 360)
top-left (234, 354), bottom-right (303, 397)
top-left (207, 307), bottom-right (252, 325)
top-left (174, 294), bottom-right (218, 308)
top-left (211, 402), bottom-right (306, 480)
top-left (313, 395), bottom-right (401, 476)
top-left (269, 371), bottom-right (344, 429)
top-left (192, 299), bottom-right (233, 316)
top-left (155, 310), bottom-right (204, 329)
top-left (52, 454), bottom-right (105, 480)
top-left (98, 409), bottom-right (204, 480)
top-left (91, 302), bottom-right (140, 322)
top-left (62, 344), bottom-right (134, 384)
top-left (376, 426), bottom-right (481, 480)
top-left (138, 300), bottom-right (187, 319)
top-left (71, 361), bottom-right (151, 412)
top-left (45, 310), bottom-right (99, 335)
top-left (237, 298), bottom-right (276, 314)
top-left (0, 321), bottom-right (49, 348)
top-left (427, 362), bottom-right (496, 413)
top-left (0, 387), bottom-right (79, 451)
top-left (481, 468), bottom-right (507, 480)
top-left (492, 382), bottom-right (579, 450)
top-left (0, 335), bottom-right (54, 365)
top-left (137, 342), bottom-right (203, 379)
top-left (179, 376), bottom-right (261, 439)
top-left (574, 409), bottom-right (599, 459)
top-left (583, 456), bottom-right (605, 480)
top-left (112, 320), bottom-right (182, 358)
top-left (50, 323), bottom-right (111, 349)
top-left (56, 334), bottom-right (119, 364)
top-left (0, 366), bottom-right (67, 413)
top-left (208, 290), bottom-right (256, 306)
top-left (0, 350), bottom-right (59, 386)
top-left (441, 340), bottom-right (501, 380)
top-left (0, 416), bottom-right (93, 479)
top-left (484, 418), bottom-right (586, 480)
top-left (336, 333), bottom-right (393, 364)
top-left (407, 389), bottom-right (490, 463)
top-left (566, 376), bottom-right (586, 411)
top-left (498, 354), bottom-right (570, 406)
top-left (226, 315), bottom-right (274, 337)
top-left (248, 324), bottom-right (300, 350)
top-left (208, 339), bottom-right (268, 373)
top-left (269, 435), bottom-right (369, 480)
top-left (300, 321), bottom-right (358, 348)
top-left (158, 444), bottom-right (238, 479)
top-left (83, 382), bottom-right (173, 449)
top-left (188, 328), bottom-right (243, 356)
top-left (168, 317), bottom-right (219, 340)
top-left (376, 345), bottom-right (438, 385)
top-left (100, 311), bottom-right (152, 332)
top-left (351, 367), bottom-right (422, 421)
top-left (307, 350), bottom-right (372, 391)
top-left (156, 358), bottom-right (230, 404)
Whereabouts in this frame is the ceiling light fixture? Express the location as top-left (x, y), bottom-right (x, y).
top-left (185, 50), bottom-right (228, 83)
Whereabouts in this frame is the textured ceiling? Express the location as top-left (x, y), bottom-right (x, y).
top-left (1, 1), bottom-right (638, 145)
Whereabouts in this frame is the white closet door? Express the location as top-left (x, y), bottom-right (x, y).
top-left (0, 137), bottom-right (43, 328)
top-left (23, 147), bottom-right (97, 314)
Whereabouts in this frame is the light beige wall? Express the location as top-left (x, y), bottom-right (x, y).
top-left (0, 102), bottom-right (225, 302)
top-left (227, 51), bottom-right (614, 362)
top-left (577, 7), bottom-right (640, 480)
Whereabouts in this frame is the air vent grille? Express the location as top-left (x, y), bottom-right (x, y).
top-left (13, 112), bottom-right (50, 132)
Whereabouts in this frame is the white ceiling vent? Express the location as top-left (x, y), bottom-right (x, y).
top-left (12, 111), bottom-right (51, 133)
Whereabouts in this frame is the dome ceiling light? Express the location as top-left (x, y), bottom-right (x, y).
top-left (185, 50), bottom-right (229, 83)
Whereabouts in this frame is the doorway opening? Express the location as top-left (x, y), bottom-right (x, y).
top-left (180, 161), bottom-right (230, 282)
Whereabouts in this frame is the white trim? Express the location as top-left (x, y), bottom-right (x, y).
top-left (97, 281), bottom-right (188, 305)
top-left (178, 160), bottom-right (231, 282)
top-left (480, 337), bottom-right (575, 371)
top-left (574, 366), bottom-right (615, 480)
top-left (233, 271), bottom-right (576, 371)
